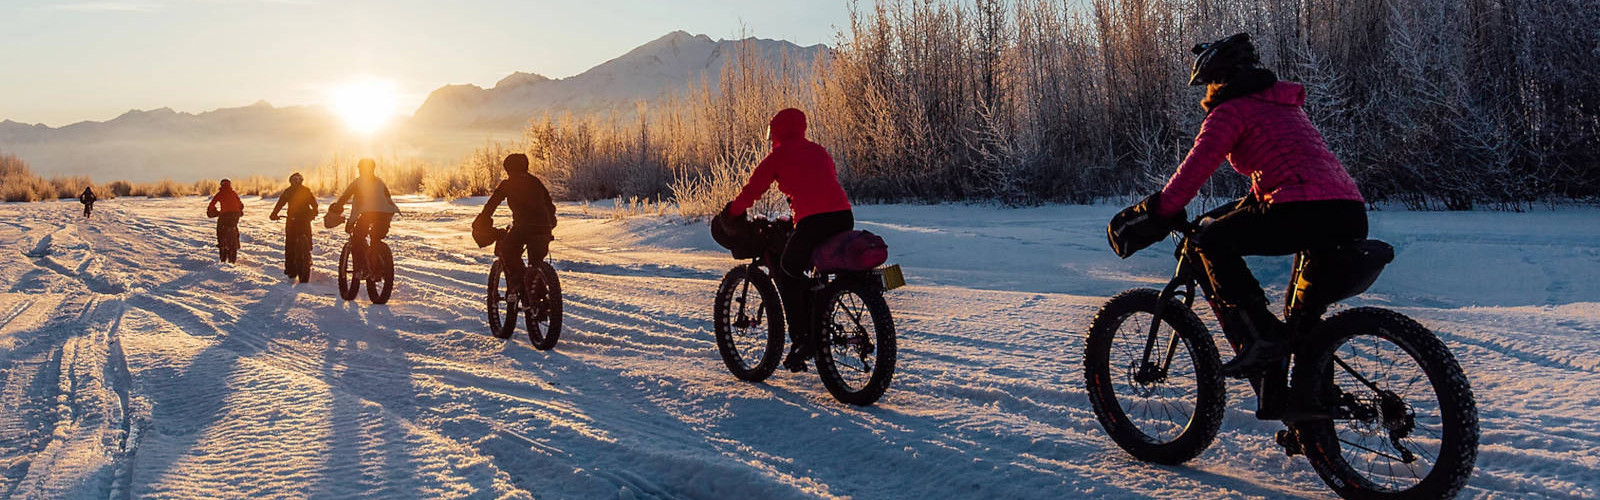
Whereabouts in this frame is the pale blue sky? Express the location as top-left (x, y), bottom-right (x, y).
top-left (1, 0), bottom-right (851, 126)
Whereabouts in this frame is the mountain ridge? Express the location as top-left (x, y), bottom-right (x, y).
top-left (0, 31), bottom-right (827, 181)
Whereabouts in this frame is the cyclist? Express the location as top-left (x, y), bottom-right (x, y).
top-left (78, 186), bottom-right (97, 218)
top-left (473, 153), bottom-right (556, 289)
top-left (1148, 33), bottom-right (1366, 375)
top-left (206, 179), bottom-right (244, 263)
top-left (269, 172), bottom-right (319, 278)
top-left (328, 158), bottom-right (400, 276)
top-left (719, 108), bottom-right (853, 373)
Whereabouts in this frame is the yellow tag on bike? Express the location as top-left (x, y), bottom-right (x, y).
top-left (876, 264), bottom-right (906, 291)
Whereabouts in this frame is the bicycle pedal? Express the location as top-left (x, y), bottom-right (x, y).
top-left (1275, 430), bottom-right (1303, 456)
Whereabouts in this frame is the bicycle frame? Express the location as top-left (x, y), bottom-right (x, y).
top-left (1136, 225), bottom-right (1291, 406)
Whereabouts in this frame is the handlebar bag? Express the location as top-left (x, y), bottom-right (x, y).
top-left (711, 211), bottom-right (765, 259)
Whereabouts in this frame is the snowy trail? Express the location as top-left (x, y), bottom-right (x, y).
top-left (0, 197), bottom-right (1595, 499)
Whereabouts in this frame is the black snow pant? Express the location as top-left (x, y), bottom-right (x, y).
top-left (349, 212), bottom-right (393, 273)
top-left (216, 213), bottom-right (241, 262)
top-left (284, 217), bottom-right (312, 271)
top-left (495, 225), bottom-right (553, 286)
top-left (771, 209), bottom-right (854, 350)
top-left (1192, 197), bottom-right (1368, 310)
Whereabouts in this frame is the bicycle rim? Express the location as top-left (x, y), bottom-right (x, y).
top-left (1319, 335), bottom-right (1447, 491)
top-left (815, 285), bottom-right (895, 405)
top-left (1117, 315), bottom-right (1202, 442)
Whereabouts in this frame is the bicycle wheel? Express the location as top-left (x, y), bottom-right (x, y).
top-left (337, 243), bottom-right (359, 301)
top-left (366, 242), bottom-right (394, 304)
top-left (713, 265), bottom-right (785, 382)
top-left (524, 260), bottom-right (562, 350)
top-left (1289, 307), bottom-right (1478, 500)
top-left (225, 226), bottom-right (239, 263)
top-left (814, 280), bottom-right (896, 406)
top-left (1084, 288), bottom-right (1225, 465)
top-left (294, 233), bottom-right (312, 283)
top-left (485, 259), bottom-right (517, 339)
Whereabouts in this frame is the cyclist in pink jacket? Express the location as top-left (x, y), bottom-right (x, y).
top-left (1157, 33), bottom-right (1367, 375)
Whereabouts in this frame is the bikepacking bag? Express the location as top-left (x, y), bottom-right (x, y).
top-left (471, 216), bottom-right (503, 249)
top-left (1107, 193), bottom-right (1185, 259)
top-left (1291, 239), bottom-right (1395, 308)
top-left (711, 211), bottom-right (764, 259)
top-left (812, 230), bottom-right (889, 272)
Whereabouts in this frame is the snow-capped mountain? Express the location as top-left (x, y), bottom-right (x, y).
top-left (408, 31), bottom-right (825, 129)
top-left (0, 101), bottom-right (348, 183)
top-left (0, 31), bottom-right (826, 181)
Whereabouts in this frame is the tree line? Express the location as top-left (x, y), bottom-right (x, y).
top-left (465, 0), bottom-right (1596, 213)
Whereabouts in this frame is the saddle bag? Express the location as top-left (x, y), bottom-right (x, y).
top-left (1290, 239), bottom-right (1395, 310)
top-left (812, 230), bottom-right (889, 272)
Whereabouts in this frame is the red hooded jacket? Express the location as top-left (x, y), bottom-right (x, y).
top-left (1158, 81), bottom-right (1364, 216)
top-left (729, 109), bottom-right (852, 222)
top-left (208, 185), bottom-right (243, 214)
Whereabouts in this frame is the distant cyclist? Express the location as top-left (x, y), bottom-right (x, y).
top-left (1146, 33), bottom-right (1366, 375)
top-left (270, 172), bottom-right (319, 277)
top-left (474, 153), bottom-right (557, 288)
top-left (328, 158), bottom-right (400, 275)
top-left (719, 108), bottom-right (854, 373)
top-left (78, 186), bottom-right (97, 218)
top-left (207, 179), bottom-right (244, 263)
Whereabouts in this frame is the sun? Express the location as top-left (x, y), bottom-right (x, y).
top-left (328, 78), bottom-right (399, 134)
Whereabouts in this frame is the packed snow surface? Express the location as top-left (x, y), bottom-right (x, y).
top-left (0, 197), bottom-right (1595, 499)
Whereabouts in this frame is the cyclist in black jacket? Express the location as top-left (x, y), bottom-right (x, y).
top-left (474, 153), bottom-right (557, 287)
top-left (269, 172), bottom-right (319, 276)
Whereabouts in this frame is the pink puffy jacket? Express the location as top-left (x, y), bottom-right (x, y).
top-left (1158, 81), bottom-right (1363, 216)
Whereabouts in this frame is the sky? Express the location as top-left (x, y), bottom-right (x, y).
top-left (0, 0), bottom-right (851, 127)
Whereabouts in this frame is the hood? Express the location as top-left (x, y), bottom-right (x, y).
top-left (1252, 81), bottom-right (1307, 106)
top-left (768, 108), bottom-right (807, 144)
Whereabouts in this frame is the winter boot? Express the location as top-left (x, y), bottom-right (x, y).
top-left (783, 341), bottom-right (814, 373)
top-left (1219, 302), bottom-right (1289, 378)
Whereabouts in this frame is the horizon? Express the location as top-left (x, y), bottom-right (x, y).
top-left (0, 1), bottom-right (849, 127)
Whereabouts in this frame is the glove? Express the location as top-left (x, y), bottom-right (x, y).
top-left (1107, 192), bottom-right (1185, 259)
top-left (715, 202), bottom-right (743, 234)
top-left (270, 214), bottom-right (281, 221)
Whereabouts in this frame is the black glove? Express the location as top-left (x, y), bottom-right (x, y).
top-left (715, 202), bottom-right (742, 234)
top-left (1107, 192), bottom-right (1185, 259)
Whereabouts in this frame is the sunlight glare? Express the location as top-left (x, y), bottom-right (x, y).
top-left (328, 78), bottom-right (398, 135)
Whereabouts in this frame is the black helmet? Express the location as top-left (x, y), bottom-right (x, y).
top-left (1189, 33), bottom-right (1258, 86)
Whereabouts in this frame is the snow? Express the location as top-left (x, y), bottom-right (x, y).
top-left (0, 197), bottom-right (1595, 499)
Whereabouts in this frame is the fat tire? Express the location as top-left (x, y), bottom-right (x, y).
top-left (337, 243), bottom-right (359, 301)
top-left (814, 282), bottom-right (896, 406)
top-left (713, 265), bottom-right (785, 382)
top-left (1288, 307), bottom-right (1478, 500)
top-left (367, 242), bottom-right (394, 304)
top-left (1084, 288), bottom-right (1226, 465)
top-left (294, 233), bottom-right (312, 283)
top-left (526, 261), bottom-right (562, 350)
top-left (486, 260), bottom-right (516, 339)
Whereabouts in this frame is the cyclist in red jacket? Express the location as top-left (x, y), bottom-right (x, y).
top-left (722, 108), bottom-right (854, 372)
top-left (207, 179), bottom-right (245, 263)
